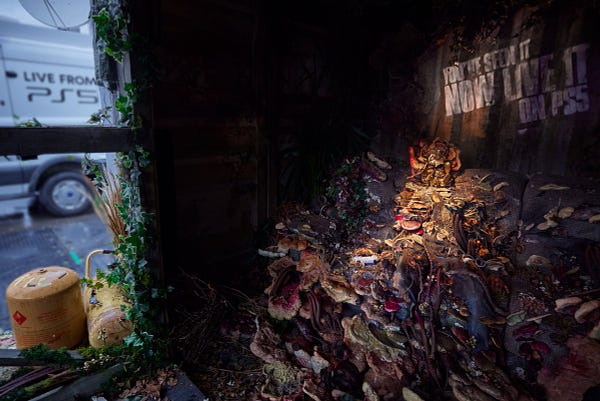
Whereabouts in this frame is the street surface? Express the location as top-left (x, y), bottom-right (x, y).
top-left (0, 206), bottom-right (113, 331)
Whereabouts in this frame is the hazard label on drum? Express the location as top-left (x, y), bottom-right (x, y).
top-left (12, 311), bottom-right (27, 325)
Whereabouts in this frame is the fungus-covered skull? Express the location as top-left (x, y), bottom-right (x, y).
top-left (408, 138), bottom-right (461, 187)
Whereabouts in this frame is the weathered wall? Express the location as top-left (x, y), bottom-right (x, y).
top-left (149, 0), bottom-right (261, 284)
top-left (414, 4), bottom-right (599, 176)
top-left (144, 0), bottom-right (370, 285)
top-left (136, 1), bottom-right (599, 287)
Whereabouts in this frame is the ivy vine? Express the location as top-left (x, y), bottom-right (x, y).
top-left (115, 82), bottom-right (142, 128)
top-left (94, 147), bottom-right (171, 360)
top-left (87, 82), bottom-right (142, 128)
top-left (91, 3), bottom-right (131, 63)
top-left (85, 0), bottom-right (168, 368)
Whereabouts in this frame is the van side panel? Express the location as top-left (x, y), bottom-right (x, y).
top-left (4, 57), bottom-right (100, 125)
top-left (0, 21), bottom-right (100, 126)
top-left (0, 44), bottom-right (12, 123)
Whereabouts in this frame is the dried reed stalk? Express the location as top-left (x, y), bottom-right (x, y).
top-left (86, 166), bottom-right (126, 246)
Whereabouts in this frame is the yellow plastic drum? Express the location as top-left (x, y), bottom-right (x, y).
top-left (84, 250), bottom-right (133, 348)
top-left (6, 267), bottom-right (85, 349)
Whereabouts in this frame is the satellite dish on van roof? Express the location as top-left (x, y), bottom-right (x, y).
top-left (18, 0), bottom-right (90, 30)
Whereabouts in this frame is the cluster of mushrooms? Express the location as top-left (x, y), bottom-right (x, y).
top-left (249, 139), bottom-right (600, 401)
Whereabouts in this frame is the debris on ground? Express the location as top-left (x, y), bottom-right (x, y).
top-left (203, 140), bottom-right (600, 401)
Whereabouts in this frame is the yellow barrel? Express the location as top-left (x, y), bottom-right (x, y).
top-left (6, 267), bottom-right (85, 349)
top-left (84, 250), bottom-right (133, 348)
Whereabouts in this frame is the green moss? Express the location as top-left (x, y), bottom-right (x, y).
top-left (19, 344), bottom-right (80, 368)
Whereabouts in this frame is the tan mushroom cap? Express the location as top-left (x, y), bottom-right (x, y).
top-left (277, 236), bottom-right (308, 252)
top-left (295, 239), bottom-right (308, 251)
top-left (574, 300), bottom-right (600, 323)
top-left (401, 220), bottom-right (422, 231)
top-left (555, 297), bottom-right (583, 313)
top-left (297, 252), bottom-right (323, 273)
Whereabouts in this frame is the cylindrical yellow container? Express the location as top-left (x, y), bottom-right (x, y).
top-left (84, 250), bottom-right (133, 348)
top-left (6, 267), bottom-right (85, 349)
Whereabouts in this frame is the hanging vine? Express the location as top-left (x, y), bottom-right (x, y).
top-left (85, 0), bottom-right (168, 366)
top-left (91, 3), bottom-right (131, 63)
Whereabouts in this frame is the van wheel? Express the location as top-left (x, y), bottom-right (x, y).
top-left (39, 171), bottom-right (92, 216)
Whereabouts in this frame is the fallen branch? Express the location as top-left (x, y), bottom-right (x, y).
top-left (0, 366), bottom-right (63, 397)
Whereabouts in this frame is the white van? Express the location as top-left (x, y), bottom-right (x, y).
top-left (0, 18), bottom-right (100, 126)
top-left (0, 18), bottom-right (104, 217)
